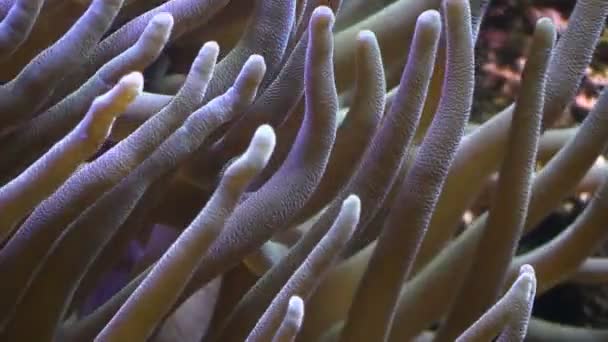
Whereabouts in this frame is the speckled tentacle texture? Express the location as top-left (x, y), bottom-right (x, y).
top-left (0, 10), bottom-right (173, 184)
top-left (512, 136), bottom-right (608, 293)
top-left (245, 195), bottom-right (360, 342)
top-left (340, 1), bottom-right (474, 341)
top-left (0, 11), bottom-right (174, 324)
top-left (469, 0), bottom-right (490, 40)
top-left (0, 71), bottom-right (144, 331)
top-left (388, 77), bottom-right (608, 342)
top-left (183, 14), bottom-right (309, 189)
top-left (244, 98), bottom-right (305, 192)
top-left (75, 7), bottom-right (340, 335)
top-left (200, 0), bottom-right (296, 102)
top-left (179, 5), bottom-right (339, 302)
top-left (435, 18), bottom-right (554, 341)
top-left (341, 12), bottom-right (442, 254)
top-left (210, 10), bottom-right (440, 341)
top-left (270, 296), bottom-right (305, 342)
top-left (0, 0), bottom-right (124, 132)
top-left (98, 124), bottom-right (275, 341)
top-left (0, 72), bottom-right (143, 243)
top-left (0, 39), bottom-right (262, 331)
top-left (333, 0), bottom-right (441, 94)
top-left (1, 49), bottom-right (267, 342)
top-left (69, 171), bottom-right (176, 316)
top-left (415, 0), bottom-right (608, 273)
top-left (0, 1), bottom-right (606, 341)
top-left (184, 0), bottom-right (343, 191)
top-left (456, 265), bottom-right (536, 342)
top-left (293, 29), bottom-right (384, 223)
top-left (51, 0), bottom-right (230, 101)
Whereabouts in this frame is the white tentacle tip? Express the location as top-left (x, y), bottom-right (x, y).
top-left (150, 12), bottom-right (174, 29)
top-left (418, 10), bottom-right (441, 30)
top-left (357, 30), bottom-right (377, 44)
top-left (246, 54), bottom-right (267, 72)
top-left (117, 71), bottom-right (144, 94)
top-left (94, 72), bottom-right (143, 110)
top-left (287, 296), bottom-right (305, 319)
top-left (342, 194), bottom-right (362, 220)
top-left (236, 54), bottom-right (267, 94)
top-left (516, 264), bottom-right (537, 301)
top-left (249, 124), bottom-right (276, 167)
top-left (311, 6), bottom-right (335, 29)
top-left (534, 17), bottom-right (557, 41)
top-left (201, 40), bottom-right (220, 57)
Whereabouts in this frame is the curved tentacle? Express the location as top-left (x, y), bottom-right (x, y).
top-left (98, 125), bottom-right (275, 341)
top-left (212, 10), bottom-right (440, 341)
top-left (0, 0), bottom-right (124, 130)
top-left (245, 195), bottom-right (360, 342)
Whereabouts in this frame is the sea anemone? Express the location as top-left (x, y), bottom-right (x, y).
top-left (0, 0), bottom-right (607, 341)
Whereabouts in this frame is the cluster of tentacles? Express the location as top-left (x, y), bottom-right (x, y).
top-left (0, 0), bottom-right (607, 341)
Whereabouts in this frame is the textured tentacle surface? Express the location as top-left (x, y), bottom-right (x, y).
top-left (245, 195), bottom-right (360, 342)
top-left (0, 49), bottom-right (263, 342)
top-left (388, 87), bottom-right (608, 341)
top-left (456, 265), bottom-right (536, 342)
top-left (98, 125), bottom-right (275, 341)
top-left (415, 0), bottom-right (608, 272)
top-left (0, 72), bottom-right (143, 243)
top-left (51, 0), bottom-right (230, 101)
top-left (435, 17), bottom-right (553, 341)
top-left (0, 10), bottom-right (174, 187)
top-left (341, 2), bottom-right (474, 340)
top-left (0, 0), bottom-right (124, 130)
top-left (181, 5), bottom-right (339, 300)
top-left (293, 30), bottom-right (384, 223)
top-left (211, 10), bottom-right (441, 341)
top-left (0, 1), bottom-right (606, 341)
top-left (270, 296), bottom-right (305, 342)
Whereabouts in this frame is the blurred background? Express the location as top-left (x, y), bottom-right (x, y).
top-left (475, 0), bottom-right (608, 124)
